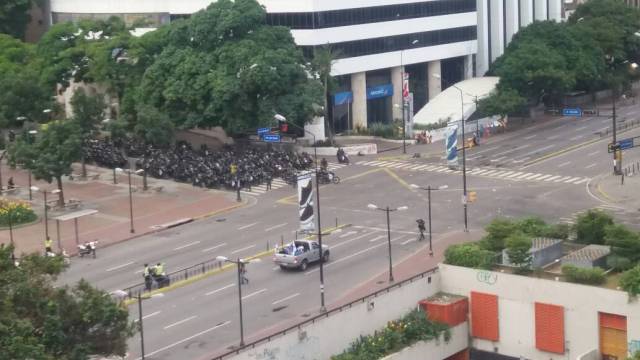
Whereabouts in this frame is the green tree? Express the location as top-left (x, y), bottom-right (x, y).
top-left (477, 88), bottom-right (526, 118)
top-left (505, 233), bottom-right (532, 273)
top-left (516, 216), bottom-right (550, 237)
top-left (8, 121), bottom-right (82, 206)
top-left (444, 243), bottom-right (495, 269)
top-left (134, 105), bottom-right (175, 147)
top-left (619, 264), bottom-right (640, 298)
top-left (604, 223), bottom-right (640, 270)
top-left (0, 0), bottom-right (35, 39)
top-left (575, 209), bottom-right (614, 244)
top-left (0, 244), bottom-right (134, 359)
top-left (70, 88), bottom-right (105, 177)
top-left (482, 218), bottom-right (519, 252)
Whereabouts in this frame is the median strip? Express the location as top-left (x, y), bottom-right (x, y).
top-left (122, 223), bottom-right (351, 306)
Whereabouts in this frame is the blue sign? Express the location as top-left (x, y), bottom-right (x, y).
top-left (334, 91), bottom-right (353, 106)
top-left (257, 127), bottom-right (270, 135)
top-left (619, 138), bottom-right (634, 150)
top-left (366, 84), bottom-right (394, 100)
top-left (562, 108), bottom-right (582, 117)
top-left (262, 134), bottom-right (281, 143)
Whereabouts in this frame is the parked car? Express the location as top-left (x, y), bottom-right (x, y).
top-left (273, 240), bottom-right (330, 271)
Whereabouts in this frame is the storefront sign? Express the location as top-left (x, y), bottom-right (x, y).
top-left (366, 84), bottom-right (393, 100)
top-left (334, 91), bottom-right (353, 106)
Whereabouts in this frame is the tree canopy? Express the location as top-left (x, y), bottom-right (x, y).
top-left (0, 0), bottom-right (35, 39)
top-left (0, 245), bottom-right (134, 359)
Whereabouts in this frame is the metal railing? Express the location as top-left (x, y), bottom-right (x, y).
top-left (121, 257), bottom-right (224, 299)
top-left (209, 266), bottom-right (440, 360)
top-left (597, 118), bottom-right (640, 137)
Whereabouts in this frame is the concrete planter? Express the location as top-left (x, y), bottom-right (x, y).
top-left (380, 323), bottom-right (468, 360)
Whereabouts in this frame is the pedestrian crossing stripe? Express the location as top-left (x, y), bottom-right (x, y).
top-left (354, 160), bottom-right (591, 185)
top-left (559, 204), bottom-right (626, 225)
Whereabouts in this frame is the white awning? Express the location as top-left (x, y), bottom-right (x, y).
top-left (52, 209), bottom-right (98, 222)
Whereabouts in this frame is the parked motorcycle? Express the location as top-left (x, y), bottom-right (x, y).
top-left (78, 241), bottom-right (98, 258)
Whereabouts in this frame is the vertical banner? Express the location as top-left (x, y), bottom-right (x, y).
top-left (297, 171), bottom-right (315, 233)
top-left (446, 125), bottom-right (459, 167)
top-left (402, 72), bottom-right (410, 100)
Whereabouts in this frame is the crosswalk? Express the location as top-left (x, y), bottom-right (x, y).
top-left (241, 163), bottom-right (347, 196)
top-left (559, 204), bottom-right (626, 225)
top-left (355, 160), bottom-right (590, 185)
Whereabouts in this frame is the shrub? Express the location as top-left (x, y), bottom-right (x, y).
top-left (517, 216), bottom-right (549, 237)
top-left (0, 199), bottom-right (37, 227)
top-left (561, 264), bottom-right (606, 285)
top-left (483, 218), bottom-right (519, 251)
top-left (620, 265), bottom-right (640, 297)
top-left (331, 308), bottom-right (449, 360)
top-left (413, 119), bottom-right (449, 131)
top-left (369, 122), bottom-right (398, 139)
top-left (604, 223), bottom-right (640, 266)
top-left (444, 243), bottom-right (496, 269)
top-left (543, 223), bottom-right (570, 240)
top-left (607, 254), bottom-right (634, 272)
top-left (505, 233), bottom-right (532, 273)
top-left (575, 209), bottom-right (614, 244)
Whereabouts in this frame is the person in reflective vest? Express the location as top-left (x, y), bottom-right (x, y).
top-left (143, 264), bottom-right (153, 291)
top-left (44, 237), bottom-right (53, 254)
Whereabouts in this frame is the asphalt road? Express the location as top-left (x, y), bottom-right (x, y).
top-left (58, 102), bottom-right (640, 359)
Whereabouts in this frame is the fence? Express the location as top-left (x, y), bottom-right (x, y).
top-left (624, 161), bottom-right (640, 177)
top-left (209, 266), bottom-right (440, 360)
top-left (597, 118), bottom-right (640, 138)
top-left (121, 257), bottom-right (224, 299)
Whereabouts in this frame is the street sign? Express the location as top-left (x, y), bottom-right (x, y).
top-left (262, 134), bottom-right (281, 143)
top-left (619, 138), bottom-right (634, 150)
top-left (257, 127), bottom-right (270, 135)
top-left (608, 135), bottom-right (640, 153)
top-left (562, 108), bottom-right (582, 117)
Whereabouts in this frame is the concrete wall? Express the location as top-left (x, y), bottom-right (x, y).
top-left (228, 271), bottom-right (446, 360)
top-left (380, 323), bottom-right (469, 360)
top-left (439, 264), bottom-right (640, 360)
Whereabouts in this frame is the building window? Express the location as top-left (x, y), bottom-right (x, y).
top-left (266, 0), bottom-right (476, 30)
top-left (302, 26), bottom-right (477, 60)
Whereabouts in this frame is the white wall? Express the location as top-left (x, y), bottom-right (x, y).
top-left (291, 12), bottom-right (477, 45)
top-left (439, 264), bottom-right (640, 360)
top-left (228, 271), bottom-right (447, 360)
top-left (475, 0), bottom-right (490, 76)
top-left (332, 40), bottom-right (477, 76)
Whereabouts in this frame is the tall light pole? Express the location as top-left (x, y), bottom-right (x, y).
top-left (116, 168), bottom-right (144, 233)
top-left (367, 204), bottom-right (408, 282)
top-left (411, 184), bottom-right (448, 256)
top-left (216, 256), bottom-right (260, 346)
top-left (399, 39), bottom-right (419, 154)
top-left (27, 130), bottom-right (38, 201)
top-left (274, 114), bottom-right (327, 311)
top-left (30, 186), bottom-right (61, 242)
top-left (432, 73), bottom-right (468, 232)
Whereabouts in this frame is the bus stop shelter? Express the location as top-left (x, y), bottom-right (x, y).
top-left (51, 209), bottom-right (98, 251)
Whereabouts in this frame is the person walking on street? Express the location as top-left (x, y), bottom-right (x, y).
top-left (143, 264), bottom-right (153, 291)
top-left (416, 219), bottom-right (426, 241)
top-left (266, 173), bottom-right (272, 191)
top-left (44, 237), bottom-right (53, 254)
top-left (240, 262), bottom-right (249, 284)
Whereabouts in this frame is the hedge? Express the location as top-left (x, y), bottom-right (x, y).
top-left (561, 264), bottom-right (606, 285)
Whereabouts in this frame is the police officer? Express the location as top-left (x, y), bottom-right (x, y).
top-left (154, 262), bottom-right (165, 276)
top-left (44, 236), bottom-right (53, 254)
top-left (143, 264), bottom-right (152, 291)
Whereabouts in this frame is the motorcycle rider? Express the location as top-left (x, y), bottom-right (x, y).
top-left (336, 148), bottom-right (349, 164)
top-left (320, 158), bottom-right (328, 171)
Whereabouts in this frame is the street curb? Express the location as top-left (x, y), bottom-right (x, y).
top-left (122, 223), bottom-right (352, 306)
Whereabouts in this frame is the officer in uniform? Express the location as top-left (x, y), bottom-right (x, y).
top-left (44, 237), bottom-right (53, 254)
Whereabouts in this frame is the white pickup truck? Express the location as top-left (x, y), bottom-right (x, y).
top-left (273, 240), bottom-right (330, 271)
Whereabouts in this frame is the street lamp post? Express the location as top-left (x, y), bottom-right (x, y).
top-left (367, 204), bottom-right (408, 282)
top-left (116, 168), bottom-right (143, 233)
top-left (411, 184), bottom-right (448, 256)
top-left (274, 114), bottom-right (327, 311)
top-left (432, 73), bottom-right (468, 232)
top-left (137, 292), bottom-right (146, 359)
top-left (216, 256), bottom-right (259, 347)
top-left (399, 39), bottom-right (419, 155)
top-left (30, 187), bottom-right (61, 241)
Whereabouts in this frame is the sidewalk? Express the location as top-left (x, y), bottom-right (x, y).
top-left (0, 163), bottom-right (242, 256)
top-left (592, 171), bottom-right (640, 211)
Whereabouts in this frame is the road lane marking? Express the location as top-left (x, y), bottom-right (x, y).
top-left (242, 288), bottom-right (267, 300)
top-left (536, 175), bottom-right (552, 181)
top-left (305, 243), bottom-right (387, 275)
top-left (585, 163), bottom-right (597, 169)
top-left (339, 231), bottom-right (357, 238)
top-left (106, 261), bottom-right (134, 272)
top-left (265, 223), bottom-right (288, 232)
top-left (520, 144), bottom-right (554, 157)
top-left (554, 176), bottom-right (573, 182)
top-left (588, 151), bottom-right (599, 156)
top-left (231, 244), bottom-right (256, 254)
top-left (202, 243), bottom-right (227, 253)
top-left (491, 156), bottom-right (507, 162)
top-left (575, 126), bottom-right (587, 131)
top-left (205, 283), bottom-right (235, 296)
top-left (569, 135), bottom-right (584, 141)
top-left (163, 315), bottom-right (197, 330)
top-left (507, 172), bottom-right (524, 178)
top-left (134, 311), bottom-right (161, 322)
top-left (557, 161), bottom-right (571, 168)
top-left (524, 134), bottom-right (536, 140)
top-left (482, 170), bottom-right (500, 176)
top-left (138, 321), bottom-right (231, 359)
top-left (272, 293), bottom-right (300, 305)
top-left (173, 241), bottom-right (200, 251)
top-left (545, 175), bottom-right (561, 181)
top-left (369, 235), bottom-right (386, 242)
top-left (515, 173), bottom-right (534, 179)
top-left (238, 222), bottom-right (259, 230)
top-left (524, 174), bottom-right (544, 180)
top-left (511, 157), bottom-right (530, 163)
top-left (565, 177), bottom-right (582, 183)
top-left (331, 232), bottom-right (377, 248)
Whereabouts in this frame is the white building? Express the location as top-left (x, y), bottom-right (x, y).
top-left (48, 0), bottom-right (564, 131)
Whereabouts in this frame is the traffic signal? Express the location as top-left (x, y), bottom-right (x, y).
top-left (468, 191), bottom-right (477, 203)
